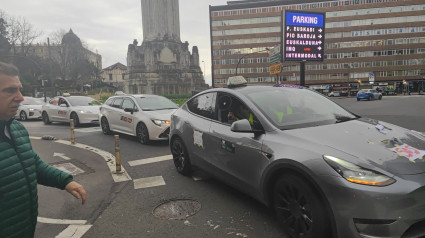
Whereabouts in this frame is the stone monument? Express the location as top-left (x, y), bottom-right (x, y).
top-left (125, 0), bottom-right (207, 95)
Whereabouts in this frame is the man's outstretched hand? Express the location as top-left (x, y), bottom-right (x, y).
top-left (65, 181), bottom-right (87, 205)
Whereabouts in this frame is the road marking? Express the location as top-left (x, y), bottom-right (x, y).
top-left (128, 154), bottom-right (172, 166)
top-left (133, 176), bottom-right (166, 189)
top-left (55, 139), bottom-right (132, 183)
top-left (38, 217), bottom-right (87, 225)
top-left (53, 162), bottom-right (85, 176)
top-left (30, 136), bottom-right (132, 183)
top-left (55, 225), bottom-right (92, 238)
top-left (54, 152), bottom-right (71, 160)
top-left (74, 127), bottom-right (101, 133)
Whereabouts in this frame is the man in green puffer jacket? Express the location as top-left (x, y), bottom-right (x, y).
top-left (0, 62), bottom-right (87, 238)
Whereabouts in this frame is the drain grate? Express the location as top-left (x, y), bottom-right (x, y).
top-left (153, 199), bottom-right (201, 220)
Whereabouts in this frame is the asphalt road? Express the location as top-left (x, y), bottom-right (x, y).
top-left (22, 94), bottom-right (424, 238)
top-left (334, 94), bottom-right (425, 132)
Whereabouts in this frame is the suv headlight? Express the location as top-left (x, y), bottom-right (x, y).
top-left (323, 155), bottom-right (395, 186)
top-left (152, 120), bottom-right (171, 126)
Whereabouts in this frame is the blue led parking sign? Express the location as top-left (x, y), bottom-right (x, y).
top-left (283, 11), bottom-right (326, 62)
top-left (286, 12), bottom-right (324, 27)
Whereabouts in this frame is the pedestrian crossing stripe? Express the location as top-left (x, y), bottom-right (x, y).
top-left (133, 176), bottom-right (166, 189)
top-left (128, 155), bottom-right (172, 166)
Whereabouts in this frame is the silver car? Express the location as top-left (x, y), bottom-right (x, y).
top-left (15, 97), bottom-right (45, 121)
top-left (99, 94), bottom-right (178, 144)
top-left (169, 82), bottom-right (425, 238)
top-left (42, 96), bottom-right (101, 126)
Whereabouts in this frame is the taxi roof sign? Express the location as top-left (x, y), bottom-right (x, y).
top-left (227, 76), bottom-right (248, 88)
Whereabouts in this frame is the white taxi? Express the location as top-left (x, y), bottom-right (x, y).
top-left (15, 97), bottom-right (46, 121)
top-left (99, 94), bottom-right (178, 144)
top-left (41, 96), bottom-right (101, 126)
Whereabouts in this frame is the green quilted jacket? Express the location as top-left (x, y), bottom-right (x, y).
top-left (0, 119), bottom-right (73, 238)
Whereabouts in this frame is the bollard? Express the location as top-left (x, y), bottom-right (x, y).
top-left (70, 119), bottom-right (75, 144)
top-left (114, 135), bottom-right (122, 173)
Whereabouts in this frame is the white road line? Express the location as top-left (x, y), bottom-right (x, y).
top-left (37, 217), bottom-right (87, 225)
top-left (55, 139), bottom-right (132, 183)
top-left (30, 136), bottom-right (132, 183)
top-left (128, 154), bottom-right (172, 166)
top-left (133, 176), bottom-right (166, 189)
top-left (53, 152), bottom-right (71, 160)
top-left (55, 225), bottom-right (92, 238)
top-left (74, 127), bottom-right (101, 133)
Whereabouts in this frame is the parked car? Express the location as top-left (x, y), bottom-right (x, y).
top-left (169, 77), bottom-right (425, 238)
top-left (99, 94), bottom-right (179, 144)
top-left (356, 89), bottom-right (382, 101)
top-left (383, 87), bottom-right (397, 95)
top-left (42, 96), bottom-right (101, 126)
top-left (327, 91), bottom-right (340, 97)
top-left (15, 97), bottom-right (45, 121)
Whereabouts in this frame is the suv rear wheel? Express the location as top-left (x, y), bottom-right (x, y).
top-left (171, 137), bottom-right (192, 176)
top-left (101, 117), bottom-right (111, 135)
top-left (42, 112), bottom-right (51, 125)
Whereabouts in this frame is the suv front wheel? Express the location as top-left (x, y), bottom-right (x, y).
top-left (136, 123), bottom-right (149, 144)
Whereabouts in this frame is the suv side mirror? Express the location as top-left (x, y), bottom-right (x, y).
top-left (124, 108), bottom-right (135, 114)
top-left (230, 119), bottom-right (263, 135)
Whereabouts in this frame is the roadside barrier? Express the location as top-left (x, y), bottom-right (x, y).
top-left (70, 119), bottom-right (75, 144)
top-left (114, 135), bottom-right (122, 173)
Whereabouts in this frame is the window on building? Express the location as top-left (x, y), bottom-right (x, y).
top-left (109, 74), bottom-right (113, 80)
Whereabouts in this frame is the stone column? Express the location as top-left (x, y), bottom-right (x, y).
top-left (141, 0), bottom-right (180, 42)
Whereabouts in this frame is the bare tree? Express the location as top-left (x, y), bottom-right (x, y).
top-left (0, 10), bottom-right (12, 61)
top-left (0, 10), bottom-right (42, 56)
top-left (8, 16), bottom-right (43, 55)
top-left (47, 29), bottom-right (100, 92)
top-left (49, 29), bottom-right (67, 45)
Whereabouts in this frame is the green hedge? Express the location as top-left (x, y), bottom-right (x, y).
top-left (162, 93), bottom-right (192, 99)
top-left (171, 99), bottom-right (188, 106)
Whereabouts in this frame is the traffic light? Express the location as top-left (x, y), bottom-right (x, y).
top-left (403, 80), bottom-right (407, 85)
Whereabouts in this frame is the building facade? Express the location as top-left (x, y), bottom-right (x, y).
top-left (20, 29), bottom-right (102, 71)
top-left (124, 0), bottom-right (208, 95)
top-left (210, 0), bottom-right (425, 92)
top-left (101, 62), bottom-right (127, 90)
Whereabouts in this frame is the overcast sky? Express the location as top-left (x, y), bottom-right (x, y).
top-left (1, 0), bottom-right (230, 86)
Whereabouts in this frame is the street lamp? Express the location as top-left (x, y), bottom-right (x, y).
top-left (235, 48), bottom-right (270, 76)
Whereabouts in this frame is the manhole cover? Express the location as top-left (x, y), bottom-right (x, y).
top-left (153, 199), bottom-right (201, 220)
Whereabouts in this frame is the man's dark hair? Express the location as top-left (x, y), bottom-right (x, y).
top-left (0, 61), bottom-right (19, 77)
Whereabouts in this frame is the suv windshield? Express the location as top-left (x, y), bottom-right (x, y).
top-left (135, 96), bottom-right (178, 111)
top-left (243, 86), bottom-right (357, 130)
top-left (67, 97), bottom-right (101, 106)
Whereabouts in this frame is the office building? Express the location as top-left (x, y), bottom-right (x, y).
top-left (210, 0), bottom-right (425, 93)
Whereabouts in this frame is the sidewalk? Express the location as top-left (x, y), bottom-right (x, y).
top-left (31, 138), bottom-right (126, 238)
